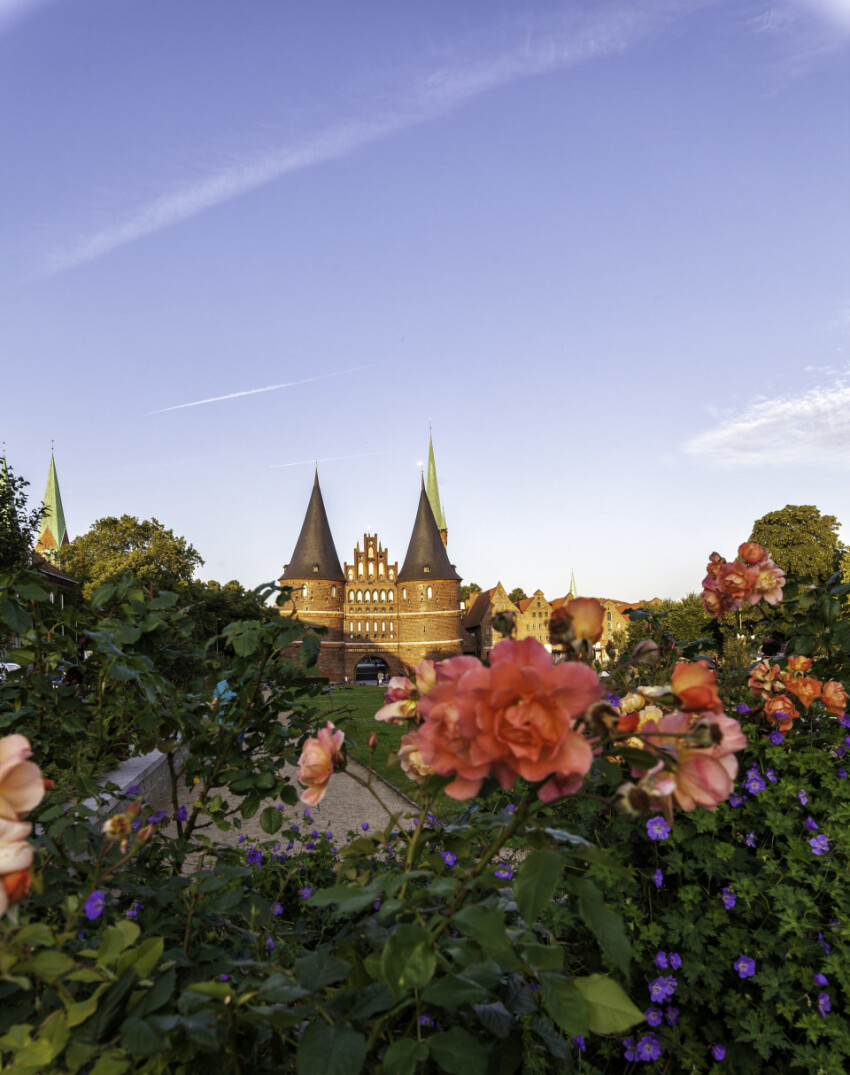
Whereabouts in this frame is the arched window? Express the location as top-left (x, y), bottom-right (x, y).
top-left (364, 589), bottom-right (370, 602)
top-left (302, 585), bottom-right (307, 597)
top-left (390, 622), bottom-right (394, 634)
top-left (331, 585), bottom-right (337, 598)
top-left (358, 562), bottom-right (364, 577)
top-left (374, 621), bottom-right (378, 633)
top-left (349, 590), bottom-right (354, 601)
top-left (348, 568), bottom-right (353, 579)
top-left (356, 590), bottom-right (362, 602)
top-left (349, 621), bottom-right (353, 632)
top-left (380, 589), bottom-right (386, 601)
top-left (388, 589), bottom-right (394, 602)
top-left (426, 585), bottom-right (433, 600)
top-left (357, 621), bottom-right (362, 633)
top-left (368, 545), bottom-right (374, 556)
top-left (382, 621), bottom-right (386, 632)
top-left (389, 568), bottom-right (394, 579)
top-left (402, 587), bottom-right (407, 600)
top-left (379, 562), bottom-right (385, 577)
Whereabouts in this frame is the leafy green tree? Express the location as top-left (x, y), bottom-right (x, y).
top-left (0, 461), bottom-right (43, 572)
top-left (186, 578), bottom-right (275, 655)
top-left (460, 582), bottom-right (482, 602)
top-left (508, 587), bottom-right (528, 605)
top-left (750, 505), bottom-right (844, 587)
top-left (60, 515), bottom-right (203, 599)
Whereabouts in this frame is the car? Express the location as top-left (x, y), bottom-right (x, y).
top-left (0, 662), bottom-right (21, 682)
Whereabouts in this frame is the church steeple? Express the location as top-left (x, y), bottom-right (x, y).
top-left (35, 453), bottom-right (69, 562)
top-left (569, 569), bottom-right (578, 599)
top-left (280, 471), bottom-right (344, 582)
top-left (425, 433), bottom-right (447, 546)
top-left (398, 485), bottom-right (460, 582)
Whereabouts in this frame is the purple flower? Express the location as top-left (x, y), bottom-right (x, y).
top-left (441, 851), bottom-right (457, 867)
top-left (291, 824), bottom-right (300, 835)
top-left (623, 1038), bottom-right (637, 1061)
top-left (303, 808), bottom-right (311, 819)
top-left (839, 713), bottom-right (850, 728)
top-left (219, 974), bottom-right (229, 981)
top-left (745, 832), bottom-right (756, 848)
top-left (766, 768), bottom-right (777, 782)
top-left (606, 692), bottom-right (621, 707)
top-left (636, 1034), bottom-right (662, 1061)
top-left (665, 1006), bottom-right (679, 1026)
top-left (744, 767), bottom-right (766, 794)
top-left (325, 831), bottom-right (333, 840)
top-left (805, 817), bottom-right (819, 831)
top-left (838, 769), bottom-right (847, 779)
top-left (729, 793), bottom-right (746, 807)
top-left (814, 972), bottom-right (829, 987)
top-left (644, 1008), bottom-right (663, 1026)
top-left (125, 901), bottom-right (144, 920)
top-left (818, 932), bottom-right (831, 954)
top-left (798, 789), bottom-right (808, 805)
top-left (176, 805), bottom-right (188, 823)
top-left (238, 834), bottom-right (245, 845)
top-left (304, 841), bottom-right (315, 850)
top-left (838, 747), bottom-right (846, 757)
top-left (419, 1014), bottom-right (434, 1027)
top-left (299, 886), bottom-right (312, 900)
top-left (271, 902), bottom-right (282, 916)
top-left (84, 891), bottom-right (106, 921)
top-left (649, 976), bottom-right (677, 1002)
top-left (361, 822), bottom-right (370, 831)
top-left (722, 888), bottom-right (736, 909)
top-left (572, 1035), bottom-right (586, 1052)
top-left (818, 992), bottom-right (830, 1017)
top-left (712, 1044), bottom-right (726, 1061)
top-left (503, 804), bottom-right (516, 814)
top-left (736, 704), bottom-right (751, 714)
top-left (125, 784), bottom-right (140, 795)
top-left (654, 951), bottom-right (668, 969)
top-left (246, 847), bottom-right (263, 867)
top-left (494, 867), bottom-right (513, 880)
top-left (810, 834), bottom-right (829, 855)
top-left (646, 816), bottom-right (670, 841)
top-left (148, 810), bottom-right (167, 823)
top-left (668, 953), bottom-right (681, 970)
top-left (286, 840), bottom-right (294, 850)
top-left (265, 937), bottom-right (274, 951)
top-left (373, 900), bottom-right (382, 911)
top-left (734, 955), bottom-right (755, 978)
top-left (769, 730), bottom-right (784, 745)
top-left (653, 869), bottom-right (663, 889)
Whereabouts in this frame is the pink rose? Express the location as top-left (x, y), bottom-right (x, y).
top-left (297, 722), bottom-right (345, 806)
top-left (748, 558), bottom-right (785, 606)
top-left (0, 818), bottom-right (33, 920)
top-left (397, 730), bottom-right (435, 784)
top-left (0, 735), bottom-right (45, 821)
top-left (737, 542), bottom-right (767, 565)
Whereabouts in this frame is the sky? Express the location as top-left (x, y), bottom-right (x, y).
top-left (2, 0), bottom-right (849, 603)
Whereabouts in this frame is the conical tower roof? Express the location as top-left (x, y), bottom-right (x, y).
top-left (280, 471), bottom-right (344, 581)
top-left (35, 454), bottom-right (69, 557)
top-left (425, 434), bottom-right (446, 531)
top-left (398, 482), bottom-right (460, 582)
top-left (569, 569), bottom-right (577, 599)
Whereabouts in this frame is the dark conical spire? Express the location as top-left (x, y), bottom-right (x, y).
top-left (280, 473), bottom-right (344, 581)
top-left (398, 486), bottom-right (460, 582)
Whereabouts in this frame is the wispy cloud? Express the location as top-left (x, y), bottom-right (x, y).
top-left (148, 366), bottom-right (367, 415)
top-left (751, 0), bottom-right (850, 75)
top-left (684, 374), bottom-right (850, 466)
top-left (43, 1), bottom-right (697, 275)
top-left (0, 0), bottom-right (51, 36)
top-left (270, 450), bottom-right (392, 469)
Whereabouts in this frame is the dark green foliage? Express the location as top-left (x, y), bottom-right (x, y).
top-left (0, 461), bottom-right (43, 573)
top-left (751, 504), bottom-right (844, 587)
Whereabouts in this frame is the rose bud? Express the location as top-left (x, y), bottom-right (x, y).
top-left (367, 732), bottom-right (379, 750)
top-left (135, 824), bottom-right (155, 845)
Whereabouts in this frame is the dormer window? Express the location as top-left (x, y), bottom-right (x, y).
top-left (423, 564), bottom-right (431, 574)
top-left (312, 563), bottom-right (319, 573)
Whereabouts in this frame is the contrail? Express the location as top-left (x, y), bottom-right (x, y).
top-left (271, 450), bottom-right (392, 469)
top-left (147, 366), bottom-right (367, 414)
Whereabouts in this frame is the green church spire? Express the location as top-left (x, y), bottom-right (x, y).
top-left (36, 454), bottom-right (68, 560)
top-left (569, 569), bottom-right (577, 599)
top-left (425, 433), bottom-right (446, 532)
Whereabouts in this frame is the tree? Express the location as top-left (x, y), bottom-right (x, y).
top-left (0, 461), bottom-right (43, 572)
top-left (186, 578), bottom-right (275, 654)
top-left (460, 582), bottom-right (482, 602)
top-left (60, 515), bottom-right (203, 599)
top-left (508, 587), bottom-right (528, 606)
top-left (750, 505), bottom-right (844, 587)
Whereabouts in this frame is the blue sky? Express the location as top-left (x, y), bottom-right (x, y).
top-left (2, 0), bottom-right (849, 602)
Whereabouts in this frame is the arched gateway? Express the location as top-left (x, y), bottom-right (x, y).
top-left (355, 656), bottom-right (389, 684)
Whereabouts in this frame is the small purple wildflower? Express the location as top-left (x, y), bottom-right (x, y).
top-left (176, 805), bottom-right (188, 823)
top-left (645, 1008), bottom-right (663, 1026)
top-left (838, 769), bottom-right (847, 779)
top-left (839, 714), bottom-right (850, 728)
top-left (246, 847), bottom-right (263, 867)
top-left (494, 867), bottom-right (513, 880)
top-left (798, 789), bottom-right (808, 805)
top-left (805, 817), bottom-right (819, 831)
top-left (665, 1006), bottom-right (679, 1026)
top-left (442, 851), bottom-right (457, 867)
top-left (219, 974), bottom-right (229, 981)
top-left (649, 976), bottom-right (676, 1002)
top-left (818, 992), bottom-right (831, 1016)
top-left (722, 888), bottom-right (736, 909)
top-left (623, 1038), bottom-right (637, 1061)
top-left (125, 901), bottom-right (144, 920)
top-left (503, 803), bottom-right (516, 814)
top-left (745, 832), bottom-right (756, 848)
top-left (838, 747), bottom-right (846, 757)
top-left (299, 886), bottom-right (312, 899)
top-left (286, 840), bottom-right (294, 850)
top-left (744, 767), bottom-right (766, 794)
top-left (325, 831), bottom-right (333, 840)
top-left (304, 841), bottom-right (315, 850)
top-left (636, 1034), bottom-right (662, 1061)
top-left (361, 822), bottom-right (370, 831)
top-left (653, 869), bottom-right (663, 889)
top-left (271, 902), bottom-right (282, 916)
top-left (303, 809), bottom-right (311, 819)
top-left (606, 692), bottom-right (621, 707)
top-left (238, 834), bottom-right (245, 845)
top-left (734, 955), bottom-right (755, 978)
top-left (125, 784), bottom-right (140, 795)
top-left (712, 1044), bottom-right (726, 1061)
top-left (148, 810), bottom-right (167, 823)
top-left (736, 703), bottom-right (751, 714)
top-left (646, 816), bottom-right (670, 841)
top-left (818, 932), bottom-right (831, 954)
top-left (769, 730), bottom-right (784, 745)
top-left (729, 793), bottom-right (746, 807)
top-left (810, 834), bottom-right (829, 855)
top-left (373, 900), bottom-right (382, 911)
top-left (572, 1035), bottom-right (586, 1052)
top-left (766, 768), bottom-right (777, 782)
top-left (654, 951), bottom-right (668, 969)
top-left (814, 972), bottom-right (829, 987)
top-left (84, 891), bottom-right (106, 921)
top-left (419, 1014), bottom-right (434, 1027)
top-left (669, 953), bottom-right (681, 970)
top-left (265, 937), bottom-right (274, 951)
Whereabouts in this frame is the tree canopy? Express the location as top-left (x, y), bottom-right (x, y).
top-left (460, 582), bottom-right (482, 602)
top-left (60, 515), bottom-right (203, 599)
top-left (750, 505), bottom-right (844, 587)
top-left (508, 587), bottom-right (528, 605)
top-left (0, 461), bottom-right (43, 572)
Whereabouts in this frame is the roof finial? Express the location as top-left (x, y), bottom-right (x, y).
top-left (314, 462), bottom-right (319, 487)
top-left (51, 438), bottom-right (55, 454)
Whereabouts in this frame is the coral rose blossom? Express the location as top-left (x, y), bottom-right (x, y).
top-left (638, 711), bottom-right (743, 812)
top-left (763, 695), bottom-right (799, 731)
top-left (0, 818), bottom-right (33, 920)
top-left (821, 680), bottom-right (848, 717)
top-left (565, 598), bottom-right (605, 642)
top-left (418, 638), bottom-right (601, 800)
top-left (297, 722), bottom-right (345, 806)
top-left (738, 542), bottom-right (767, 565)
top-left (748, 559), bottom-right (785, 606)
top-left (715, 562), bottom-right (758, 611)
top-left (782, 675), bottom-right (822, 711)
top-left (374, 659), bottom-right (438, 724)
top-left (0, 736), bottom-right (45, 821)
top-left (396, 730), bottom-right (435, 784)
top-left (671, 661), bottom-right (723, 714)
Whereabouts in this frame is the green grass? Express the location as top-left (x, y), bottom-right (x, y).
top-left (313, 686), bottom-right (463, 815)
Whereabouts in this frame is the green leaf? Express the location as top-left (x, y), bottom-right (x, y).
top-left (259, 806), bottom-right (283, 834)
top-left (573, 973), bottom-right (643, 1034)
top-left (427, 1026), bottom-right (490, 1075)
top-left (296, 1024), bottom-right (366, 1075)
top-left (473, 1001), bottom-right (513, 1039)
top-left (513, 850), bottom-right (563, 925)
top-left (575, 880), bottom-right (631, 978)
top-left (121, 1016), bottom-right (165, 1058)
top-left (307, 884), bottom-right (379, 915)
top-left (241, 792), bottom-right (261, 820)
top-left (25, 949), bottom-right (75, 979)
top-left (381, 924), bottom-right (437, 998)
top-left (383, 1037), bottom-right (429, 1075)
top-left (422, 973), bottom-right (489, 1009)
top-left (294, 952), bottom-right (351, 992)
top-left (90, 1054), bottom-right (130, 1075)
top-left (117, 935), bottom-right (163, 979)
top-left (453, 905), bottom-right (509, 950)
top-left (66, 985), bottom-right (108, 1028)
top-left (0, 598), bottom-right (31, 636)
top-left (539, 977), bottom-right (589, 1037)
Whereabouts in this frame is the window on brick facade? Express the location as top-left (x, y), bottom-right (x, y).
top-left (301, 585), bottom-right (307, 597)
top-left (382, 621), bottom-right (386, 632)
top-left (379, 563), bottom-right (385, 576)
top-left (331, 586), bottom-right (337, 598)
top-left (358, 563), bottom-right (364, 577)
top-left (348, 590), bottom-right (354, 601)
top-left (389, 568), bottom-right (394, 579)
top-left (356, 590), bottom-right (362, 602)
top-left (349, 621), bottom-right (353, 632)
top-left (357, 621), bottom-right (362, 632)
top-left (402, 587), bottom-right (407, 600)
top-left (426, 586), bottom-right (433, 599)
top-left (388, 589), bottom-right (394, 602)
top-left (380, 589), bottom-right (386, 601)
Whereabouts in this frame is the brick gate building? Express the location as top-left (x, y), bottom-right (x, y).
top-left (279, 440), bottom-right (463, 682)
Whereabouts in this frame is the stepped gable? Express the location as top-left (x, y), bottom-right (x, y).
top-left (398, 484), bottom-right (460, 582)
top-left (280, 471), bottom-right (344, 582)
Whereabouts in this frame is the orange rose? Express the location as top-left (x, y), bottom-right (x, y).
top-left (671, 660), bottom-right (723, 714)
top-left (786, 655), bottom-right (813, 673)
top-left (297, 722), bottom-right (345, 806)
top-left (821, 680), bottom-right (848, 717)
top-left (782, 674), bottom-right (822, 711)
top-left (763, 694), bottom-right (799, 731)
top-left (1, 868), bottom-right (31, 904)
top-left (716, 561), bottom-right (758, 608)
top-left (748, 660), bottom-right (783, 699)
top-left (737, 542), bottom-right (767, 565)
top-left (397, 730), bottom-right (435, 784)
top-left (565, 598), bottom-right (605, 643)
